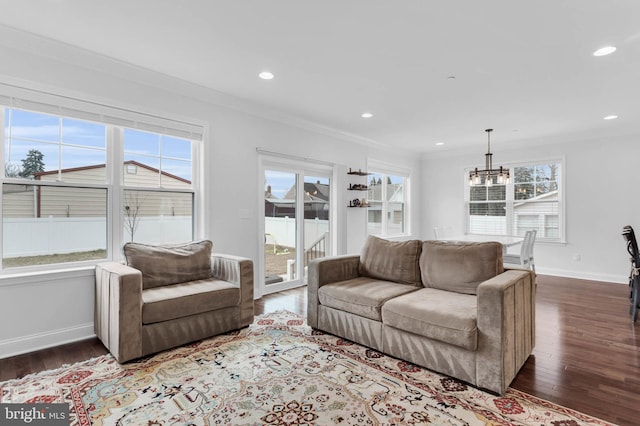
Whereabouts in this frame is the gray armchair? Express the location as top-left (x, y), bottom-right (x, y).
top-left (95, 240), bottom-right (254, 363)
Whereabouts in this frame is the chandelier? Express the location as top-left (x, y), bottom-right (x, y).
top-left (468, 129), bottom-right (510, 186)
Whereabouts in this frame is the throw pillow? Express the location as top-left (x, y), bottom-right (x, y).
top-left (420, 240), bottom-right (504, 294)
top-left (358, 236), bottom-right (422, 285)
top-left (123, 240), bottom-right (213, 289)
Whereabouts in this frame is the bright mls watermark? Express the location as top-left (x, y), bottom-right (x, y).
top-left (0, 404), bottom-right (68, 425)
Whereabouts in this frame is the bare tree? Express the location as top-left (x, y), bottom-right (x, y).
top-left (4, 162), bottom-right (22, 178)
top-left (124, 191), bottom-right (147, 242)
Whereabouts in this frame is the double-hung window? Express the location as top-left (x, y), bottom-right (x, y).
top-left (466, 160), bottom-right (563, 242)
top-left (1, 92), bottom-right (202, 271)
top-left (122, 128), bottom-right (194, 244)
top-left (366, 161), bottom-right (410, 237)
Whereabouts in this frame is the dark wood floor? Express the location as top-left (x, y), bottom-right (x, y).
top-left (1, 275), bottom-right (638, 425)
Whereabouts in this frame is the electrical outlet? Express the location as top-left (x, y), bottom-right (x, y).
top-left (573, 253), bottom-right (581, 261)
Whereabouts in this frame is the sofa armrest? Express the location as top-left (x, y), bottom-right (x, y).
top-left (476, 269), bottom-right (536, 394)
top-left (211, 253), bottom-right (254, 327)
top-left (307, 254), bottom-right (361, 328)
top-left (95, 262), bottom-right (144, 363)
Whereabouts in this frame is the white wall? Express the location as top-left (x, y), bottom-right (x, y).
top-left (0, 27), bottom-right (421, 357)
top-left (0, 24), bottom-right (633, 358)
top-left (422, 135), bottom-right (638, 283)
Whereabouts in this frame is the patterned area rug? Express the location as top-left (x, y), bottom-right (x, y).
top-left (1, 311), bottom-right (613, 425)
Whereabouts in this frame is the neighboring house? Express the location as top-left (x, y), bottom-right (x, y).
top-left (513, 190), bottom-right (559, 239)
top-left (264, 181), bottom-right (330, 220)
top-left (366, 180), bottom-right (404, 226)
top-left (469, 190), bottom-right (559, 238)
top-left (3, 161), bottom-right (191, 218)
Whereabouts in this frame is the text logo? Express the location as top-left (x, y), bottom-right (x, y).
top-left (0, 404), bottom-right (68, 425)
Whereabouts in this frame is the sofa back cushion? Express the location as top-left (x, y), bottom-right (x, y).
top-left (359, 236), bottom-right (422, 285)
top-left (420, 240), bottom-right (504, 294)
top-left (123, 240), bottom-right (213, 289)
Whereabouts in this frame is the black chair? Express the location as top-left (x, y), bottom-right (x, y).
top-left (622, 226), bottom-right (639, 322)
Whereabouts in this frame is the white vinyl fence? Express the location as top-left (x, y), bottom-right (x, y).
top-left (4, 216), bottom-right (319, 259)
top-left (3, 216), bottom-right (192, 258)
top-left (265, 217), bottom-right (329, 249)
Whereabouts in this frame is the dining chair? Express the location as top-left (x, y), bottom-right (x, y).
top-left (433, 226), bottom-right (454, 240)
top-left (503, 230), bottom-right (536, 273)
top-left (622, 225), bottom-right (639, 323)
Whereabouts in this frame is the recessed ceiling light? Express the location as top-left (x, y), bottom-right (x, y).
top-left (361, 112), bottom-right (373, 119)
top-left (593, 46), bottom-right (616, 56)
top-left (259, 71), bottom-right (274, 80)
top-left (604, 115), bottom-right (618, 120)
top-left (435, 142), bottom-right (445, 146)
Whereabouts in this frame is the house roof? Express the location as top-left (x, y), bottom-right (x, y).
top-left (367, 182), bottom-right (404, 203)
top-left (281, 182), bottom-right (330, 203)
top-left (514, 190), bottom-right (559, 208)
top-left (33, 160), bottom-right (191, 184)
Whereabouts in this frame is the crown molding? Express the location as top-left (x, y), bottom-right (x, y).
top-left (0, 24), bottom-right (392, 151)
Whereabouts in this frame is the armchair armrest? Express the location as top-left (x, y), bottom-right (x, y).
top-left (476, 269), bottom-right (536, 394)
top-left (307, 254), bottom-right (361, 328)
top-left (94, 262), bottom-right (144, 363)
top-left (211, 253), bottom-right (254, 327)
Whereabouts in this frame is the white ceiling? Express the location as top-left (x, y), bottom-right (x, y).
top-left (0, 0), bottom-right (638, 154)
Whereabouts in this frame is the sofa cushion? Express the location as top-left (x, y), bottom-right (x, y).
top-left (420, 240), bottom-right (504, 295)
top-left (142, 278), bottom-right (239, 324)
top-left (124, 240), bottom-right (213, 289)
top-left (358, 236), bottom-right (422, 286)
top-left (382, 288), bottom-right (478, 350)
top-left (318, 277), bottom-right (419, 321)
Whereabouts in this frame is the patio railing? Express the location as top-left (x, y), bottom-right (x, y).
top-left (286, 231), bottom-right (329, 281)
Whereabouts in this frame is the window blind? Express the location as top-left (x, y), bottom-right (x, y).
top-left (0, 83), bottom-right (204, 141)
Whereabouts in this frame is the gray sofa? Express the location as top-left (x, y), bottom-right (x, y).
top-left (95, 240), bottom-right (254, 363)
top-left (308, 236), bottom-right (536, 395)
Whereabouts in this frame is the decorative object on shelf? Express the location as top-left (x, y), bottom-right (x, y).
top-left (348, 183), bottom-right (368, 190)
top-left (347, 168), bottom-right (371, 176)
top-left (468, 129), bottom-right (510, 187)
top-left (347, 167), bottom-right (372, 207)
top-left (348, 198), bottom-right (370, 208)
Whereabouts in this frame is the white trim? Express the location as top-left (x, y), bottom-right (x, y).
top-left (0, 322), bottom-right (95, 359)
top-left (258, 153), bottom-right (337, 297)
top-left (0, 265), bottom-right (94, 287)
top-left (367, 158), bottom-right (412, 177)
top-left (0, 82), bottom-right (204, 140)
top-left (256, 148), bottom-right (339, 169)
top-left (256, 156), bottom-right (266, 299)
top-left (365, 159), bottom-right (411, 238)
top-left (464, 157), bottom-right (565, 242)
top-left (0, 94), bottom-right (203, 274)
top-left (536, 267), bottom-right (627, 285)
top-left (0, 25), bottom-right (395, 152)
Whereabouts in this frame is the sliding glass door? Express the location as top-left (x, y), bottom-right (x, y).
top-left (264, 170), bottom-right (299, 286)
top-left (261, 160), bottom-right (332, 295)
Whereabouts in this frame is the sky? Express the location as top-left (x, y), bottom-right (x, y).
top-left (4, 108), bottom-right (193, 181)
top-left (265, 170), bottom-right (330, 199)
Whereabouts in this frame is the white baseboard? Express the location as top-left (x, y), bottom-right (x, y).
top-left (537, 267), bottom-right (628, 285)
top-left (0, 323), bottom-right (95, 359)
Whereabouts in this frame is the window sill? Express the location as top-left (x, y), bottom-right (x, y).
top-left (0, 265), bottom-right (95, 288)
top-left (368, 233), bottom-right (413, 241)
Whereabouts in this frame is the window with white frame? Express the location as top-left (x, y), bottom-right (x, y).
top-left (1, 94), bottom-right (202, 270)
top-left (366, 162), bottom-right (410, 237)
top-left (466, 160), bottom-right (562, 241)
